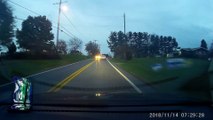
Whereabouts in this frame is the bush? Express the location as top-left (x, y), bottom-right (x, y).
top-left (69, 50), bottom-right (82, 55)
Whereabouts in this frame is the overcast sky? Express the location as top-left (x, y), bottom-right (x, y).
top-left (10, 0), bottom-right (213, 54)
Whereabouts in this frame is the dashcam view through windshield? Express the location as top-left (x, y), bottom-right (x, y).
top-left (0, 0), bottom-right (213, 119)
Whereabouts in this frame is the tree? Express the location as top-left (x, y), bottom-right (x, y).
top-left (0, 0), bottom-right (14, 50)
top-left (116, 31), bottom-right (128, 59)
top-left (107, 31), bottom-right (179, 59)
top-left (150, 34), bottom-right (160, 56)
top-left (200, 39), bottom-right (207, 49)
top-left (57, 40), bottom-right (67, 55)
top-left (8, 42), bottom-right (16, 55)
top-left (85, 41), bottom-right (100, 56)
top-left (107, 32), bottom-right (118, 54)
top-left (107, 31), bottom-right (131, 59)
top-left (16, 16), bottom-right (54, 55)
top-left (69, 37), bottom-right (82, 54)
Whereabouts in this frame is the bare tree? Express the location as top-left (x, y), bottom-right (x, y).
top-left (58, 40), bottom-right (67, 55)
top-left (68, 37), bottom-right (82, 54)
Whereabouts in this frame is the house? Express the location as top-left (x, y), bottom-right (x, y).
top-left (180, 47), bottom-right (209, 59)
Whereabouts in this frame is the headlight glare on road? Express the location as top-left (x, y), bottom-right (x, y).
top-left (95, 93), bottom-right (101, 97)
top-left (95, 55), bottom-right (101, 60)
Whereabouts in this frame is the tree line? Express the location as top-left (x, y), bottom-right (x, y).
top-left (1, 0), bottom-right (211, 59)
top-left (107, 31), bottom-right (179, 60)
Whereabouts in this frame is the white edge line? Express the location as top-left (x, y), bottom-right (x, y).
top-left (26, 61), bottom-right (81, 78)
top-left (0, 82), bottom-right (13, 88)
top-left (107, 59), bottom-right (142, 94)
top-left (0, 59), bottom-right (89, 88)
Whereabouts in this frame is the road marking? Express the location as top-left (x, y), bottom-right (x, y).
top-left (107, 59), bottom-right (142, 94)
top-left (53, 62), bottom-right (94, 92)
top-left (0, 60), bottom-right (90, 88)
top-left (26, 61), bottom-right (84, 78)
top-left (47, 61), bottom-right (94, 92)
top-left (0, 82), bottom-right (13, 88)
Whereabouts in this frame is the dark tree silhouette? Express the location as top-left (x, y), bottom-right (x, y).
top-left (0, 0), bottom-right (14, 52)
top-left (16, 16), bottom-right (55, 55)
top-left (200, 39), bottom-right (207, 49)
top-left (85, 41), bottom-right (100, 56)
top-left (107, 31), bottom-right (179, 59)
top-left (8, 42), bottom-right (16, 55)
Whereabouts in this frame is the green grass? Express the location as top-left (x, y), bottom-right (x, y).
top-left (111, 58), bottom-right (212, 100)
top-left (208, 60), bottom-right (213, 72)
top-left (112, 58), bottom-right (209, 83)
top-left (0, 54), bottom-right (89, 85)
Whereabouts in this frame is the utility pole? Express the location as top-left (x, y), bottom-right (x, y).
top-left (54, 0), bottom-right (67, 47)
top-left (53, 0), bottom-right (67, 49)
top-left (123, 13), bottom-right (126, 34)
top-left (56, 0), bottom-right (62, 49)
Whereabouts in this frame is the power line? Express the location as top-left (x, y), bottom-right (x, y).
top-left (8, 0), bottom-right (40, 16)
top-left (13, 15), bottom-right (76, 39)
top-left (61, 11), bottom-right (86, 38)
top-left (52, 25), bottom-right (77, 39)
top-left (14, 16), bottom-right (25, 21)
top-left (60, 25), bottom-right (78, 38)
top-left (49, 16), bottom-right (80, 39)
top-left (12, 17), bottom-right (76, 39)
top-left (81, 14), bottom-right (122, 18)
top-left (53, 26), bottom-right (75, 39)
top-left (0, 12), bottom-right (24, 21)
top-left (0, 13), bottom-right (74, 38)
top-left (0, 15), bottom-right (75, 40)
top-left (7, 0), bottom-right (79, 40)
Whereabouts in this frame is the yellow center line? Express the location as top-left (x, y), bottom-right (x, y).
top-left (48, 63), bottom-right (91, 92)
top-left (53, 62), bottom-right (93, 92)
top-left (47, 61), bottom-right (94, 92)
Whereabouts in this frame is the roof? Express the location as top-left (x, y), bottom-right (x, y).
top-left (181, 47), bottom-right (208, 52)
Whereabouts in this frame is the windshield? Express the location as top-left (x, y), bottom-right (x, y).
top-left (0, 0), bottom-right (213, 111)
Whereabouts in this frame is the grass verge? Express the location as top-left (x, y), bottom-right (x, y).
top-left (0, 54), bottom-right (89, 85)
top-left (111, 58), bottom-right (212, 101)
top-left (111, 58), bottom-right (209, 83)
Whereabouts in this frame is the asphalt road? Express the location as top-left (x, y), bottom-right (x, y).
top-left (0, 58), bottom-right (154, 103)
top-left (31, 59), bottom-right (154, 94)
top-left (1, 59), bottom-right (213, 120)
